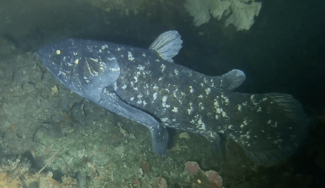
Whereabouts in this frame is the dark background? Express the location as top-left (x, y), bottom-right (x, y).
top-left (0, 0), bottom-right (324, 187)
top-left (0, 0), bottom-right (324, 112)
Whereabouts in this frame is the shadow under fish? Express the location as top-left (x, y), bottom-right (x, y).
top-left (38, 31), bottom-right (309, 165)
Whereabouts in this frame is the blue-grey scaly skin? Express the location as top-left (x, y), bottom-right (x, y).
top-left (39, 37), bottom-right (309, 165)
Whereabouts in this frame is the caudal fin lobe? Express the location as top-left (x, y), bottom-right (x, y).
top-left (233, 93), bottom-right (309, 165)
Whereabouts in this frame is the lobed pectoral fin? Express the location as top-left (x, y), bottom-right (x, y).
top-left (98, 86), bottom-right (169, 155)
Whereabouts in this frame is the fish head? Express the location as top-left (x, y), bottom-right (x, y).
top-left (38, 39), bottom-right (120, 101)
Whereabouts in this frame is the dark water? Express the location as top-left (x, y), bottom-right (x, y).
top-left (0, 0), bottom-right (324, 187)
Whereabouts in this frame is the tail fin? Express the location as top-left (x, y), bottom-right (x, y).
top-left (230, 93), bottom-right (309, 164)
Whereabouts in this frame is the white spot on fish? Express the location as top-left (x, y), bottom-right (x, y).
top-left (110, 67), bottom-right (120, 72)
top-left (171, 107), bottom-right (178, 113)
top-left (205, 88), bottom-right (211, 95)
top-left (137, 65), bottom-right (145, 71)
top-left (89, 58), bottom-right (98, 62)
top-left (174, 69), bottom-right (179, 76)
top-left (196, 117), bottom-right (206, 130)
top-left (160, 64), bottom-right (166, 72)
top-left (238, 104), bottom-right (242, 111)
top-left (162, 96), bottom-right (168, 107)
top-left (161, 117), bottom-right (169, 122)
top-left (74, 59), bottom-right (79, 64)
top-left (227, 125), bottom-right (234, 130)
top-left (173, 89), bottom-right (178, 97)
top-left (153, 92), bottom-right (157, 101)
top-left (128, 51), bottom-right (135, 61)
top-left (188, 103), bottom-right (193, 115)
top-left (221, 94), bottom-right (229, 105)
top-left (142, 53), bottom-right (146, 57)
top-left (130, 97), bottom-right (134, 101)
top-left (162, 96), bottom-right (167, 103)
top-left (121, 84), bottom-right (127, 89)
top-left (224, 98), bottom-right (229, 104)
top-left (189, 86), bottom-right (194, 93)
top-left (203, 77), bottom-right (208, 84)
top-left (102, 45), bottom-right (108, 50)
top-left (198, 102), bottom-right (204, 110)
top-left (214, 99), bottom-right (219, 107)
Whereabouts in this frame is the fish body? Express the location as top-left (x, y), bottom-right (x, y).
top-left (39, 31), bottom-right (309, 164)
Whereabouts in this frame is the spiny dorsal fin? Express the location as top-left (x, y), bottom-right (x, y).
top-left (149, 30), bottom-right (183, 63)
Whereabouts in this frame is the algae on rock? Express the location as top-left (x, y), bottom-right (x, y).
top-left (184, 0), bottom-right (262, 31)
